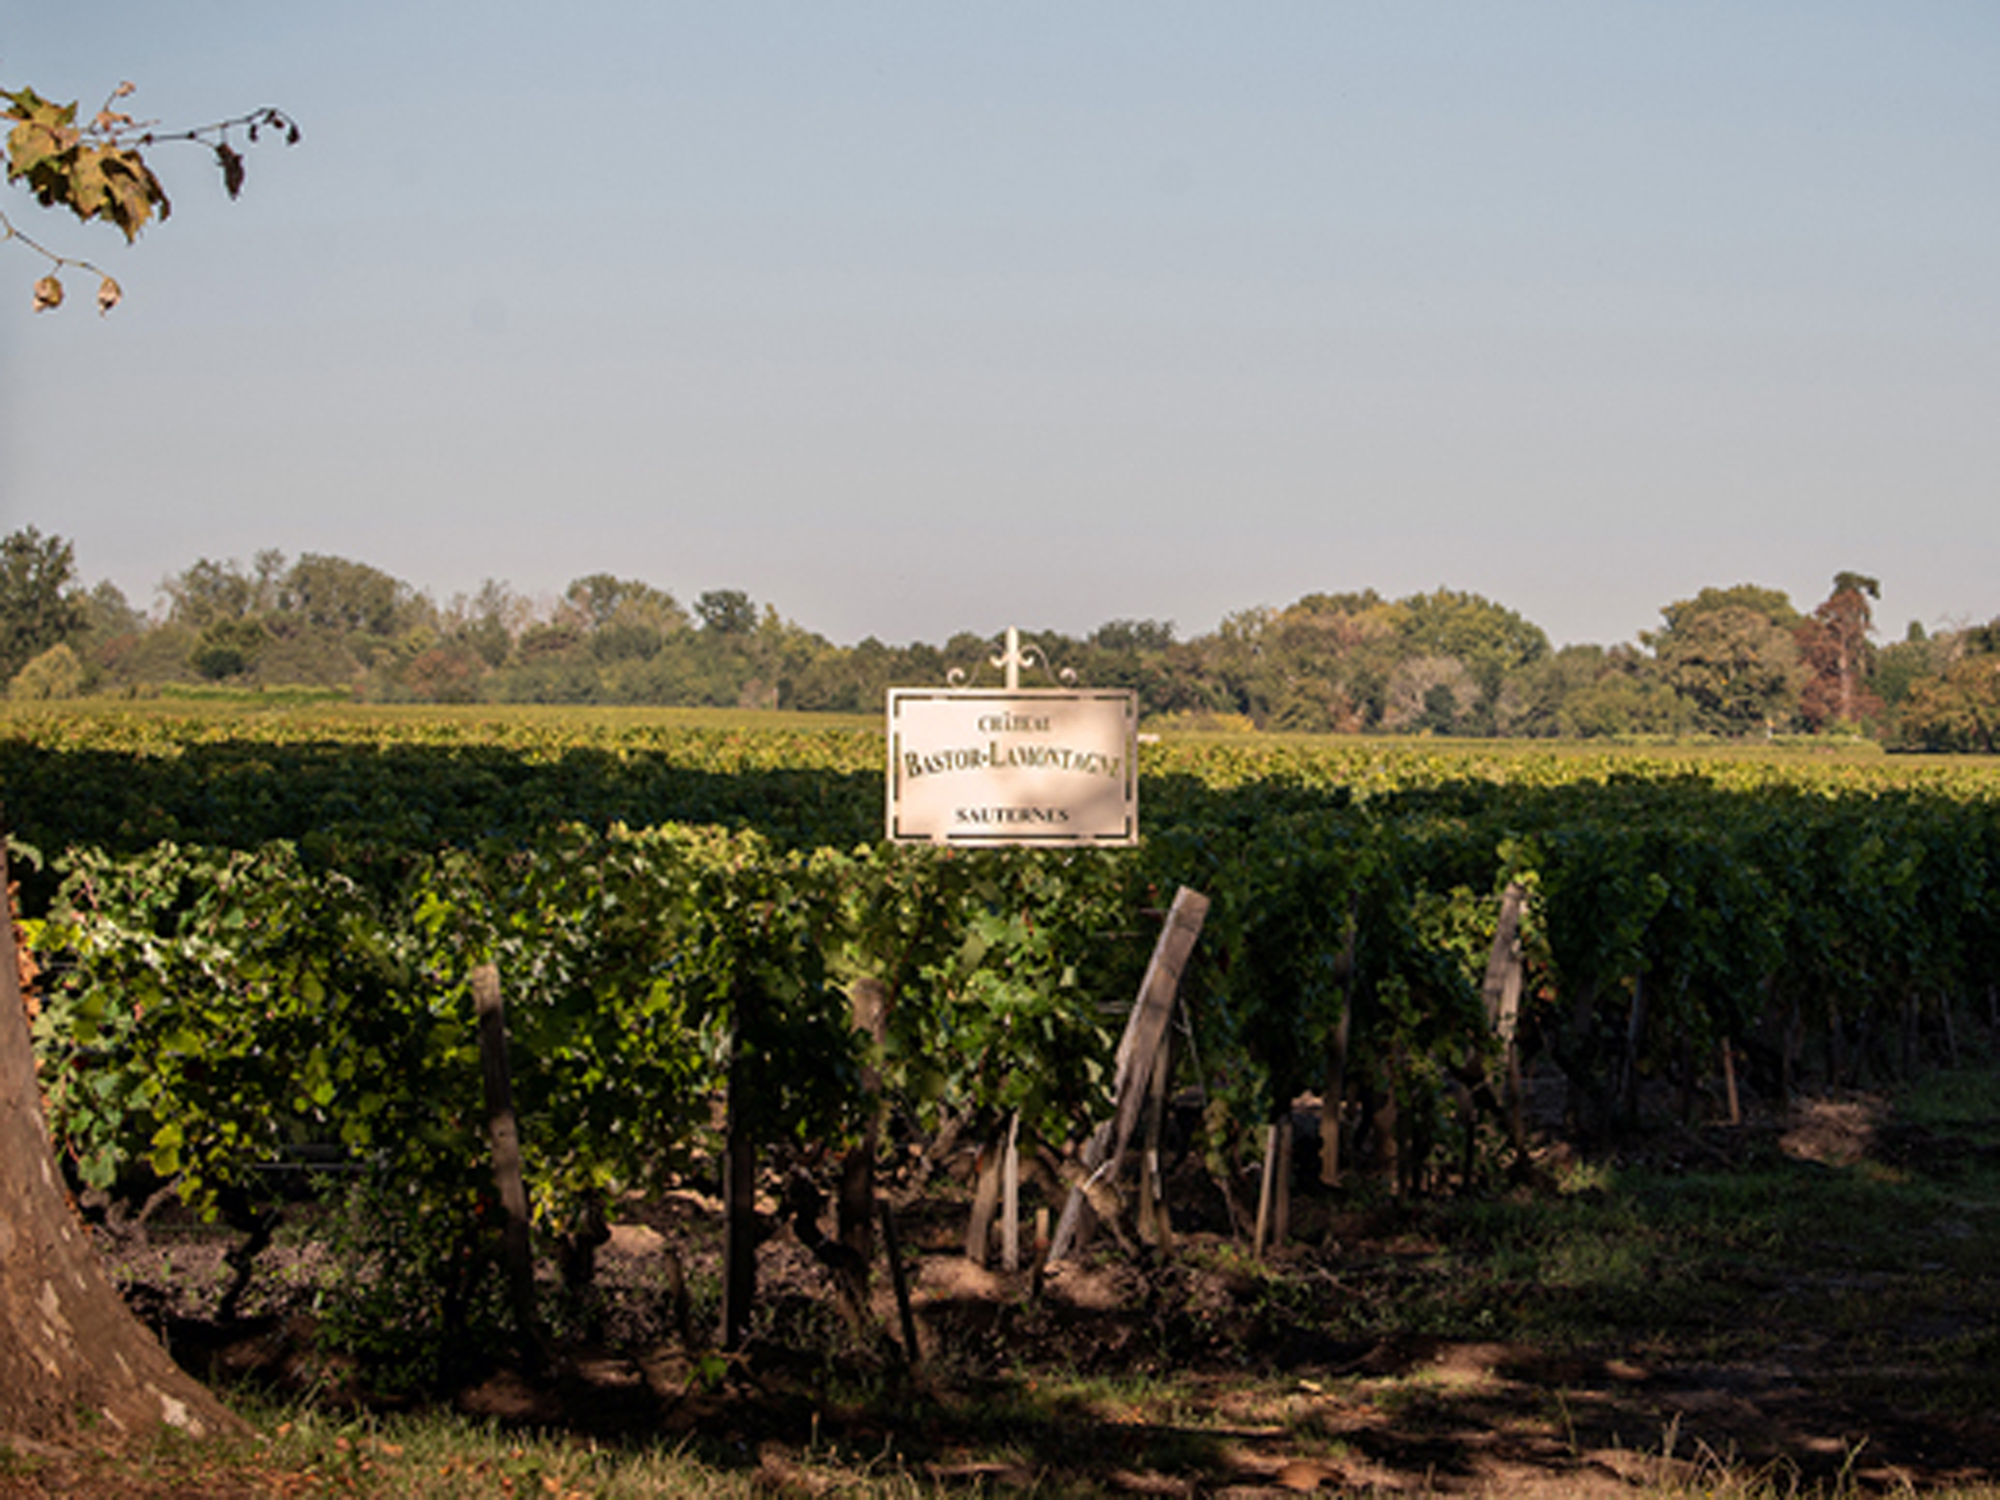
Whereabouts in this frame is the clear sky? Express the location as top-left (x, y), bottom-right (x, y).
top-left (3, 3), bottom-right (1996, 649)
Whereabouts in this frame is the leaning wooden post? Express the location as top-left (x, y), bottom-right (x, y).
top-left (1046, 887), bottom-right (1208, 1266)
top-left (1135, 1028), bottom-right (1174, 1249)
top-left (721, 979), bottom-right (760, 1353)
top-left (472, 963), bottom-right (541, 1367)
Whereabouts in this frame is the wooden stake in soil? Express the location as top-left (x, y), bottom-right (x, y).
top-left (1321, 905), bottom-right (1357, 1189)
top-left (839, 977), bottom-right (890, 1295)
top-left (1272, 1111), bottom-right (1292, 1246)
top-left (1619, 969), bottom-right (1648, 1128)
top-left (879, 1197), bottom-right (920, 1366)
top-left (1031, 1206), bottom-right (1051, 1299)
top-left (1481, 883), bottom-right (1529, 1163)
top-left (722, 981), bottom-right (760, 1353)
top-left (472, 963), bottom-right (542, 1368)
top-left (1001, 1112), bottom-right (1022, 1272)
top-left (965, 1131), bottom-right (1004, 1267)
top-left (1251, 1120), bottom-right (1290, 1259)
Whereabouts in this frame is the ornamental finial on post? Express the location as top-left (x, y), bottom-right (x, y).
top-left (945, 626), bottom-right (1078, 690)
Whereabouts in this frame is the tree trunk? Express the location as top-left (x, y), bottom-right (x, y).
top-left (2, 853), bottom-right (244, 1446)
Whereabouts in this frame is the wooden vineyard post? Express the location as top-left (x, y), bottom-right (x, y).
top-left (1620, 970), bottom-right (1648, 1128)
top-left (879, 1197), bottom-right (920, 1366)
top-left (1322, 1003), bottom-right (1352, 1189)
top-left (1001, 1113), bottom-right (1022, 1272)
top-left (1046, 887), bottom-right (1208, 1267)
top-left (1274, 1114), bottom-right (1292, 1243)
top-left (1135, 1026), bottom-right (1174, 1250)
top-left (1252, 1119), bottom-right (1293, 1260)
top-left (472, 963), bottom-right (542, 1368)
top-left (1780, 992), bottom-right (1800, 1111)
top-left (954, 1111), bottom-right (1024, 1272)
top-left (1480, 883), bottom-right (1529, 1165)
top-left (965, 1130), bottom-right (1004, 1266)
top-left (839, 977), bottom-right (890, 1309)
top-left (1321, 904), bottom-right (1357, 1189)
top-left (1031, 1207), bottom-right (1051, 1298)
top-left (722, 980), bottom-right (759, 1354)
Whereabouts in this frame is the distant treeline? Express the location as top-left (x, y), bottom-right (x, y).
top-left (3, 532), bottom-right (1996, 748)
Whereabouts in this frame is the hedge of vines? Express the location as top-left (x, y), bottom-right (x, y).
top-left (11, 713), bottom-right (2000, 1305)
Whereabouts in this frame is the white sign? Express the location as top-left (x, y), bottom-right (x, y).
top-left (887, 689), bottom-right (1139, 846)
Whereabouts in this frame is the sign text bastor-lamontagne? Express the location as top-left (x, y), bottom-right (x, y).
top-left (887, 689), bottom-right (1138, 845)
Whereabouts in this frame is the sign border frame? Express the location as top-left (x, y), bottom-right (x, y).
top-left (886, 687), bottom-right (1140, 847)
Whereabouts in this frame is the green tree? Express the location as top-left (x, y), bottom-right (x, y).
top-left (695, 587), bottom-right (758, 636)
top-left (8, 640), bottom-right (84, 699)
top-left (1874, 622), bottom-right (1944, 710)
top-left (279, 553), bottom-right (418, 637)
top-left (1553, 649), bottom-right (1691, 738)
top-left (78, 579), bottom-right (140, 635)
top-left (1646, 586), bottom-right (1806, 736)
top-left (1275, 593), bottom-right (1403, 730)
top-left (0, 526), bottom-right (87, 678)
top-left (1382, 654), bottom-right (1479, 734)
top-left (1200, 595), bottom-right (1400, 731)
top-left (1894, 656), bottom-right (2000, 753)
top-left (448, 578), bottom-right (529, 668)
top-left (189, 616), bottom-right (270, 680)
top-left (563, 573), bottom-right (687, 635)
top-left (1655, 583), bottom-right (1801, 637)
top-left (1090, 617), bottom-right (1175, 654)
top-left (162, 555), bottom-right (265, 628)
top-left (1395, 588), bottom-right (1551, 706)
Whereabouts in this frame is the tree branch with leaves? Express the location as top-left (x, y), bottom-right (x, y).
top-left (2, 78), bottom-right (298, 312)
